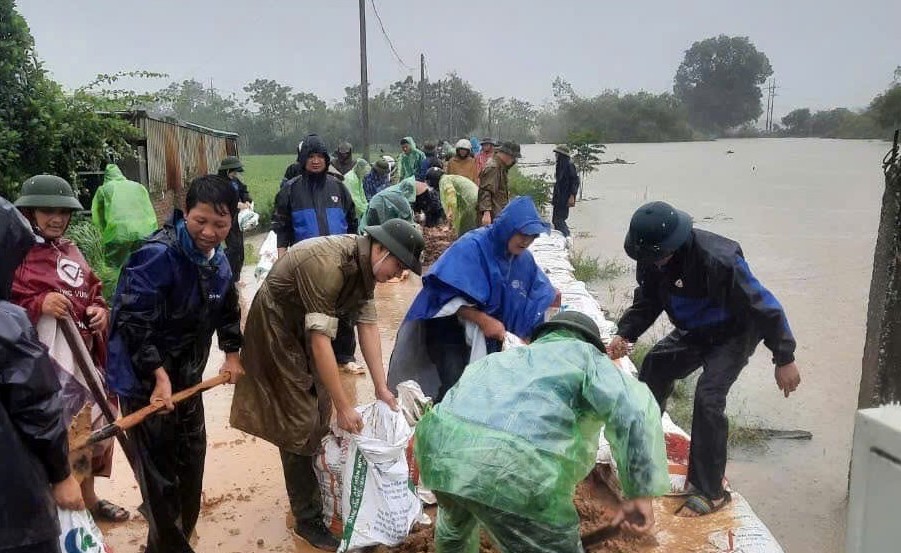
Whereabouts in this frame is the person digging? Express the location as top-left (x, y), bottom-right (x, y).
top-left (607, 201), bottom-right (802, 517)
top-left (414, 310), bottom-right (670, 553)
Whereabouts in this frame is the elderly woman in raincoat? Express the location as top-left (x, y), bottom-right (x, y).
top-left (230, 219), bottom-right (425, 552)
top-left (11, 175), bottom-right (130, 523)
top-left (388, 196), bottom-right (558, 401)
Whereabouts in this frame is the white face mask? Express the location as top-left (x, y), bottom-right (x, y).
top-left (372, 250), bottom-right (392, 273)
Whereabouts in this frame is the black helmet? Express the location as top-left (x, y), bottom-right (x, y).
top-left (623, 201), bottom-right (693, 262)
top-left (531, 310), bottom-right (606, 353)
top-left (365, 218), bottom-right (425, 275)
top-left (425, 166), bottom-right (444, 189)
top-left (14, 175), bottom-right (84, 211)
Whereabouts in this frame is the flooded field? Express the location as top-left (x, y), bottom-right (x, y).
top-left (521, 138), bottom-right (887, 552)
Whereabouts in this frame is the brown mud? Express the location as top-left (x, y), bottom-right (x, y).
top-left (421, 225), bottom-right (456, 266)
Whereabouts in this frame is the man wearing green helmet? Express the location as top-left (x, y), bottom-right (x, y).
top-left (11, 174), bottom-right (131, 524)
top-left (414, 310), bottom-right (669, 552)
top-left (218, 155), bottom-right (253, 284)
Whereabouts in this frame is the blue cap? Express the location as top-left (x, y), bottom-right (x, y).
top-left (519, 220), bottom-right (550, 236)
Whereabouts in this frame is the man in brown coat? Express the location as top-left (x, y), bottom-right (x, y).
top-left (477, 141), bottom-right (522, 226)
top-left (230, 219), bottom-right (424, 551)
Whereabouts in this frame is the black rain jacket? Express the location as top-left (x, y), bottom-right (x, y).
top-left (617, 229), bottom-right (797, 366)
top-left (0, 198), bottom-right (70, 549)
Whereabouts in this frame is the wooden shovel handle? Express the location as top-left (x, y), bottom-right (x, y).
top-left (115, 372), bottom-right (231, 431)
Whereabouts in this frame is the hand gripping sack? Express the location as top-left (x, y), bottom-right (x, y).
top-left (338, 401), bottom-right (422, 551)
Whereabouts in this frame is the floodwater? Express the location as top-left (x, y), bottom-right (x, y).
top-left (520, 138), bottom-right (888, 553)
top-left (93, 139), bottom-right (886, 553)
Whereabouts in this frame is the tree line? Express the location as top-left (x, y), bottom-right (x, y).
top-left (3, 0), bottom-right (900, 201)
top-left (780, 67), bottom-right (901, 139)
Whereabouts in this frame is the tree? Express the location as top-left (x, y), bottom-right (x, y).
top-left (781, 108), bottom-right (812, 136)
top-left (0, 0), bottom-right (141, 199)
top-left (673, 35), bottom-right (773, 132)
top-left (566, 131), bottom-right (605, 200)
top-left (869, 85), bottom-right (901, 131)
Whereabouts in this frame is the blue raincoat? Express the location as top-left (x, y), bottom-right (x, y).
top-left (388, 197), bottom-right (556, 398)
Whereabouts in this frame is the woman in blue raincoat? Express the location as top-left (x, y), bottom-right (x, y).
top-left (388, 196), bottom-right (557, 400)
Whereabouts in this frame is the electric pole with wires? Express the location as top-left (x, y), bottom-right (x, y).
top-left (358, 0), bottom-right (370, 161)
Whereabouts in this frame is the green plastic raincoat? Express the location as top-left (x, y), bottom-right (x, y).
top-left (438, 175), bottom-right (479, 236)
top-left (397, 136), bottom-right (426, 182)
top-left (344, 159), bottom-right (371, 218)
top-left (91, 164), bottom-right (158, 267)
top-left (414, 329), bottom-right (669, 549)
top-left (359, 177), bottom-right (416, 229)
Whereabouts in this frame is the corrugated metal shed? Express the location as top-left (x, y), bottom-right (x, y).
top-left (112, 110), bottom-right (239, 222)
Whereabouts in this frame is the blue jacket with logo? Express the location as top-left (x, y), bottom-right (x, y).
top-left (106, 211), bottom-right (242, 399)
top-left (617, 228), bottom-right (796, 365)
top-left (272, 135), bottom-right (358, 248)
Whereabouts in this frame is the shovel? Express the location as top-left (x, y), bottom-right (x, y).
top-left (70, 373), bottom-right (230, 452)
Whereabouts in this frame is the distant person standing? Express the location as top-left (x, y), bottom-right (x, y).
top-left (607, 201), bottom-right (802, 518)
top-left (475, 137), bottom-right (496, 174)
top-left (218, 156), bottom-right (253, 284)
top-left (397, 137), bottom-right (426, 182)
top-left (551, 145), bottom-right (579, 237)
top-left (331, 141), bottom-right (355, 176)
top-left (283, 140), bottom-right (306, 183)
top-left (92, 163), bottom-right (159, 268)
top-left (272, 134), bottom-right (363, 373)
top-left (446, 139), bottom-right (480, 184)
top-left (477, 141), bottom-right (521, 226)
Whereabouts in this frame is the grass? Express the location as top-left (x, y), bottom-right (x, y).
top-left (572, 250), bottom-right (602, 282)
top-left (242, 154), bottom-right (295, 229)
top-left (244, 241), bottom-right (260, 266)
top-left (664, 372), bottom-right (767, 450)
top-left (508, 167), bottom-right (551, 212)
top-left (598, 258), bottom-right (630, 280)
top-left (65, 219), bottom-right (119, 302)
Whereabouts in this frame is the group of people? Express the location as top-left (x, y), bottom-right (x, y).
top-left (1, 132), bottom-right (803, 553)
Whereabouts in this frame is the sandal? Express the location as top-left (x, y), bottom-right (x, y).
top-left (674, 491), bottom-right (731, 517)
top-left (91, 499), bottom-right (130, 522)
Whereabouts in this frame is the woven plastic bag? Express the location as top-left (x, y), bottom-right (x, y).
top-left (58, 509), bottom-right (109, 553)
top-left (338, 401), bottom-right (422, 551)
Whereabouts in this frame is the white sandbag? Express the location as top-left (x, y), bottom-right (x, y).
top-left (58, 509), bottom-right (108, 553)
top-left (707, 493), bottom-right (785, 553)
top-left (254, 231), bottom-right (278, 281)
top-left (238, 204), bottom-right (259, 231)
top-left (338, 401), bottom-right (422, 551)
top-left (314, 430), bottom-right (352, 536)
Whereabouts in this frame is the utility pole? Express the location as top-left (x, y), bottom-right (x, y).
top-left (420, 54), bottom-right (426, 140)
top-left (859, 131), bottom-right (901, 408)
top-left (358, 0), bottom-right (370, 161)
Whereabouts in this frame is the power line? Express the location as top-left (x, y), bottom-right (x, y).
top-left (369, 0), bottom-right (414, 73)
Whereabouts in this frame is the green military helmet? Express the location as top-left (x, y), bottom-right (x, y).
top-left (365, 218), bottom-right (425, 276)
top-left (531, 310), bottom-right (607, 353)
top-left (218, 155), bottom-right (244, 172)
top-left (14, 175), bottom-right (84, 211)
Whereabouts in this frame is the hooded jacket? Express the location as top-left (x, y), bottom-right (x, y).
top-left (0, 198), bottom-right (71, 549)
top-left (446, 153), bottom-right (480, 184)
top-left (617, 229), bottom-right (797, 366)
top-left (406, 196), bottom-right (555, 338)
top-left (359, 178), bottom-right (416, 229)
top-left (272, 134), bottom-right (359, 248)
top-left (397, 136), bottom-right (427, 182)
top-left (91, 164), bottom-right (158, 248)
top-left (106, 211), bottom-right (242, 399)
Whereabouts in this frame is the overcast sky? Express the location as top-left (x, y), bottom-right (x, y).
top-left (18, 0), bottom-right (901, 119)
